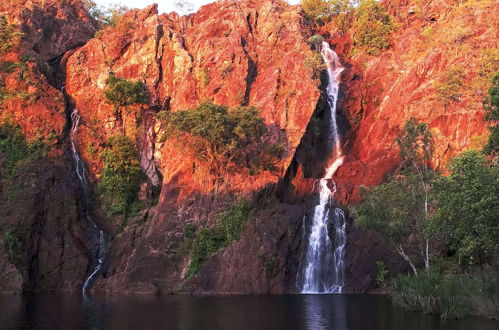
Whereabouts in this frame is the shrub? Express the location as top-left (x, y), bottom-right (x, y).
top-left (0, 16), bottom-right (22, 56)
top-left (484, 73), bottom-right (498, 155)
top-left (352, 0), bottom-right (394, 55)
top-left (98, 135), bottom-right (143, 216)
top-left (158, 102), bottom-right (270, 174)
top-left (301, 0), bottom-right (333, 24)
top-left (376, 260), bottom-right (389, 285)
top-left (304, 52), bottom-right (327, 81)
top-left (2, 229), bottom-right (23, 264)
top-left (307, 34), bottom-right (324, 48)
top-left (258, 254), bottom-right (278, 271)
top-left (103, 74), bottom-right (148, 107)
top-left (435, 66), bottom-right (466, 104)
top-left (0, 121), bottom-right (48, 177)
top-left (186, 200), bottom-right (249, 278)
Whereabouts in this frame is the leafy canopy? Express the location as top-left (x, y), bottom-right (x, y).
top-left (430, 150), bottom-right (499, 266)
top-left (158, 102), bottom-right (268, 171)
top-left (352, 0), bottom-right (393, 55)
top-left (351, 118), bottom-right (435, 273)
top-left (98, 135), bottom-right (143, 216)
top-left (484, 73), bottom-right (499, 155)
top-left (0, 16), bottom-right (22, 56)
top-left (104, 75), bottom-right (148, 107)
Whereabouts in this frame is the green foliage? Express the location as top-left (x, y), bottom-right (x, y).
top-left (2, 229), bottom-right (23, 264)
top-left (186, 201), bottom-right (249, 278)
top-left (376, 260), bottom-right (389, 285)
top-left (352, 0), bottom-right (394, 55)
top-left (484, 73), bottom-right (499, 154)
top-left (351, 118), bottom-right (435, 273)
top-left (83, 1), bottom-right (129, 27)
top-left (396, 118), bottom-right (434, 174)
top-left (158, 102), bottom-right (270, 173)
top-left (435, 66), bottom-right (466, 104)
top-left (104, 74), bottom-right (148, 107)
top-left (0, 16), bottom-right (22, 56)
top-left (0, 122), bottom-right (48, 178)
top-left (391, 272), bottom-right (499, 319)
top-left (98, 135), bottom-right (143, 216)
top-left (258, 254), bottom-right (279, 271)
top-left (307, 34), bottom-right (324, 48)
top-left (430, 150), bottom-right (499, 266)
top-left (304, 52), bottom-right (327, 81)
top-left (301, 0), bottom-right (333, 24)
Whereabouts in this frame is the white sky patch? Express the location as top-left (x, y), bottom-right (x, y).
top-left (96, 0), bottom-right (301, 15)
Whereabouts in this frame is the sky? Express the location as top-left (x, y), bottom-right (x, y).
top-left (97, 0), bottom-right (301, 15)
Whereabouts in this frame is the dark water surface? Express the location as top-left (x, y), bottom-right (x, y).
top-left (0, 294), bottom-right (496, 330)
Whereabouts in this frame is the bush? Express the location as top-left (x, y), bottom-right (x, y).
top-left (484, 73), bottom-right (498, 154)
top-left (435, 66), bottom-right (466, 104)
top-left (158, 102), bottom-right (270, 174)
top-left (98, 135), bottom-right (143, 216)
top-left (301, 0), bottom-right (333, 24)
top-left (2, 229), bottom-right (23, 264)
top-left (0, 16), bottom-right (22, 56)
top-left (391, 272), bottom-right (499, 319)
top-left (304, 52), bottom-right (327, 81)
top-left (104, 74), bottom-right (148, 107)
top-left (307, 34), bottom-right (324, 48)
top-left (0, 122), bottom-right (49, 177)
top-left (186, 201), bottom-right (249, 278)
top-left (352, 0), bottom-right (394, 55)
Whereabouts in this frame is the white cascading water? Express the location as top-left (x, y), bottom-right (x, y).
top-left (301, 42), bottom-right (346, 294)
top-left (70, 109), bottom-right (106, 294)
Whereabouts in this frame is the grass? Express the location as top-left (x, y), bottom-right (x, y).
top-left (391, 272), bottom-right (499, 319)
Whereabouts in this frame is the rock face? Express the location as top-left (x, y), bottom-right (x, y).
top-left (1, 0), bottom-right (496, 294)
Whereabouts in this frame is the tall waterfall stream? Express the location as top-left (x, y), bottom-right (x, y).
top-left (300, 42), bottom-right (346, 294)
top-left (69, 108), bottom-right (107, 294)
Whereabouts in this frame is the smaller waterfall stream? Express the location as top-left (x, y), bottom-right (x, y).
top-left (70, 109), bottom-right (107, 294)
top-left (300, 42), bottom-right (346, 294)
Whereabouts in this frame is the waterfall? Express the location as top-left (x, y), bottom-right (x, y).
top-left (300, 41), bottom-right (346, 294)
top-left (70, 109), bottom-right (107, 295)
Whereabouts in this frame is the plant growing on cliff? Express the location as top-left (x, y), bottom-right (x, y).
top-left (98, 135), bottom-right (143, 216)
top-left (104, 74), bottom-right (148, 108)
top-left (304, 52), bottom-right (327, 82)
top-left (435, 66), bottom-right (466, 105)
top-left (186, 200), bottom-right (250, 278)
top-left (0, 121), bottom-right (50, 178)
top-left (0, 16), bottom-right (22, 56)
top-left (484, 73), bottom-right (498, 155)
top-left (352, 0), bottom-right (394, 55)
top-left (157, 102), bottom-right (277, 177)
top-left (351, 119), bottom-right (435, 274)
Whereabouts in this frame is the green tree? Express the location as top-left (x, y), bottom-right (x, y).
top-left (104, 74), bottom-right (148, 107)
top-left (0, 16), bottom-right (22, 56)
top-left (301, 0), bottom-right (333, 24)
top-left (98, 135), bottom-right (143, 216)
top-left (351, 119), bottom-right (435, 273)
top-left (431, 150), bottom-right (499, 267)
top-left (484, 73), bottom-right (498, 155)
top-left (352, 0), bottom-right (393, 55)
top-left (158, 102), bottom-right (268, 175)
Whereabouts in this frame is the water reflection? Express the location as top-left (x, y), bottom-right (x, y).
top-left (0, 294), bottom-right (497, 330)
